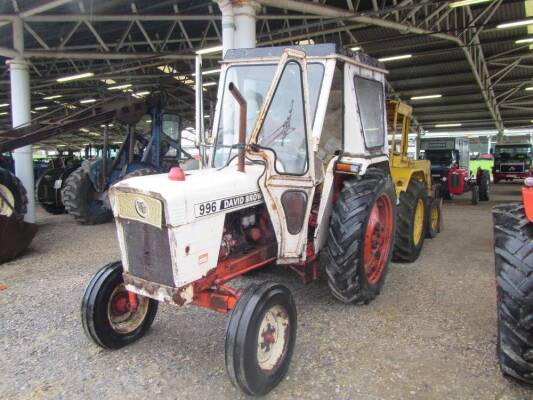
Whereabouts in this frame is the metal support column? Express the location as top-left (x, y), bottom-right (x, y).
top-left (233, 1), bottom-right (259, 49)
top-left (8, 18), bottom-right (35, 222)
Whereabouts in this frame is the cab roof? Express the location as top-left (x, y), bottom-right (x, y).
top-left (223, 43), bottom-right (385, 72)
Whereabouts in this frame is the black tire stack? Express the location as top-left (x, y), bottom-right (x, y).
top-left (493, 203), bottom-right (533, 384)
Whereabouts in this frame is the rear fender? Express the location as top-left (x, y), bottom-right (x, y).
top-left (523, 186), bottom-right (533, 223)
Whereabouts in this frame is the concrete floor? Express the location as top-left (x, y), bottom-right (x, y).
top-left (1, 182), bottom-right (532, 400)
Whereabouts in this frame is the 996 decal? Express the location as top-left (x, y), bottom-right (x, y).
top-left (194, 191), bottom-right (263, 217)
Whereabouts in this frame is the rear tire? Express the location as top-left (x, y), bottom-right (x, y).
top-left (425, 198), bottom-right (442, 239)
top-left (493, 203), bottom-right (533, 384)
top-left (0, 167), bottom-right (28, 219)
top-left (471, 185), bottom-right (479, 205)
top-left (478, 170), bottom-right (490, 201)
top-left (393, 179), bottom-right (427, 262)
top-left (62, 167), bottom-right (112, 225)
top-left (225, 282), bottom-right (297, 396)
top-left (322, 168), bottom-right (396, 304)
top-left (81, 261), bottom-right (158, 349)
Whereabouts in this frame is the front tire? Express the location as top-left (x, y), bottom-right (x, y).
top-left (0, 167), bottom-right (28, 218)
top-left (81, 261), bottom-right (158, 349)
top-left (393, 179), bottom-right (428, 262)
top-left (493, 203), bottom-right (533, 384)
top-left (225, 282), bottom-right (297, 396)
top-left (322, 168), bottom-right (396, 304)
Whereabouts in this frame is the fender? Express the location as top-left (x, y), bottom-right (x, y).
top-left (523, 177), bottom-right (533, 223)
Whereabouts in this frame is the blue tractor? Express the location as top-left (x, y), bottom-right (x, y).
top-left (62, 101), bottom-right (196, 224)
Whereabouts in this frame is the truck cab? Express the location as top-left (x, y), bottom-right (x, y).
top-left (492, 143), bottom-right (533, 183)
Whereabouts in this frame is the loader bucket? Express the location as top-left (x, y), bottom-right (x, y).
top-left (0, 215), bottom-right (38, 263)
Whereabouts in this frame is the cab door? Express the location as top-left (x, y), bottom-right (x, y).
top-left (248, 49), bottom-right (316, 263)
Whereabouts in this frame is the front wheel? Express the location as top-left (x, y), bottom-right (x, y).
top-left (81, 261), bottom-right (158, 349)
top-left (322, 168), bottom-right (396, 304)
top-left (225, 282), bottom-right (297, 396)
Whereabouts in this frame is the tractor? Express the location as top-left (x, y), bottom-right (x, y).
top-left (492, 177), bottom-right (533, 383)
top-left (387, 100), bottom-right (441, 263)
top-left (81, 44), bottom-right (398, 396)
top-left (420, 137), bottom-right (490, 204)
top-left (62, 99), bottom-right (197, 225)
top-left (35, 152), bottom-right (82, 214)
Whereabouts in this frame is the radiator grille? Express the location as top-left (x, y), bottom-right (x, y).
top-left (122, 219), bottom-right (174, 287)
top-left (500, 164), bottom-right (524, 173)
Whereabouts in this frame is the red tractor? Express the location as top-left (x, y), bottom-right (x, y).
top-left (492, 177), bottom-right (533, 383)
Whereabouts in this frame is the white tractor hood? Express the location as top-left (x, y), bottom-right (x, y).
top-left (109, 164), bottom-right (266, 227)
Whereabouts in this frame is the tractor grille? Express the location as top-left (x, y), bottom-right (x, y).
top-left (500, 164), bottom-right (524, 173)
top-left (121, 220), bottom-right (174, 287)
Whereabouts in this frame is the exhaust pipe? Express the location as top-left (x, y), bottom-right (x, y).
top-left (228, 82), bottom-right (247, 173)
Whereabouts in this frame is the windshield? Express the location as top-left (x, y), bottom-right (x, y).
top-left (213, 62), bottom-right (324, 168)
top-left (495, 145), bottom-right (531, 160)
top-left (425, 150), bottom-right (455, 165)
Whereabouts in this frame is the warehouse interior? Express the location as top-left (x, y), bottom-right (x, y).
top-left (0, 1), bottom-right (532, 399)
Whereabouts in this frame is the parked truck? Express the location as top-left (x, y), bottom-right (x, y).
top-left (420, 137), bottom-right (490, 204)
top-left (492, 142), bottom-right (532, 183)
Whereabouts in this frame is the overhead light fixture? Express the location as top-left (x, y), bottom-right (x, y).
top-left (515, 37), bottom-right (533, 44)
top-left (202, 82), bottom-right (217, 87)
top-left (0, 112), bottom-right (8, 116)
top-left (34, 106), bottom-right (48, 110)
top-left (100, 123), bottom-right (114, 128)
top-left (133, 91), bottom-right (150, 98)
top-left (157, 65), bottom-right (177, 74)
top-left (526, 87), bottom-right (533, 91)
top-left (0, 103), bottom-right (9, 107)
top-left (196, 45), bottom-right (223, 55)
top-left (113, 141), bottom-right (123, 144)
top-left (192, 69), bottom-right (221, 77)
top-left (435, 123), bottom-right (462, 128)
top-left (497, 18), bottom-right (533, 29)
top-left (80, 98), bottom-right (96, 104)
top-left (449, 0), bottom-right (492, 8)
top-left (107, 84), bottom-right (132, 90)
top-left (101, 79), bottom-right (116, 85)
top-left (88, 132), bottom-right (100, 136)
top-left (410, 94), bottom-right (442, 100)
top-left (145, 119), bottom-right (152, 123)
top-left (43, 95), bottom-right (62, 100)
top-left (296, 39), bottom-right (315, 45)
top-left (378, 54), bottom-right (412, 62)
top-left (57, 145), bottom-right (66, 147)
top-left (80, 128), bottom-right (89, 132)
top-left (350, 46), bottom-right (361, 51)
top-left (57, 72), bottom-right (94, 83)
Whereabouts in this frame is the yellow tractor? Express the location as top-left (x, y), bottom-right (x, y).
top-left (387, 100), bottom-right (442, 262)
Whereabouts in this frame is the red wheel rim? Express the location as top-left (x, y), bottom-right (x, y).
top-left (363, 193), bottom-right (394, 285)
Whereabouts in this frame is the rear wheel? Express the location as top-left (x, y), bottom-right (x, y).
top-left (225, 282), bottom-right (297, 396)
top-left (393, 179), bottom-right (428, 262)
top-left (0, 167), bottom-right (28, 218)
top-left (471, 185), bottom-right (479, 205)
top-left (322, 168), bottom-right (396, 304)
top-left (81, 261), bottom-right (158, 349)
top-left (62, 167), bottom-right (112, 225)
top-left (478, 170), bottom-right (490, 201)
top-left (493, 203), bottom-right (533, 384)
top-left (426, 198), bottom-right (442, 239)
